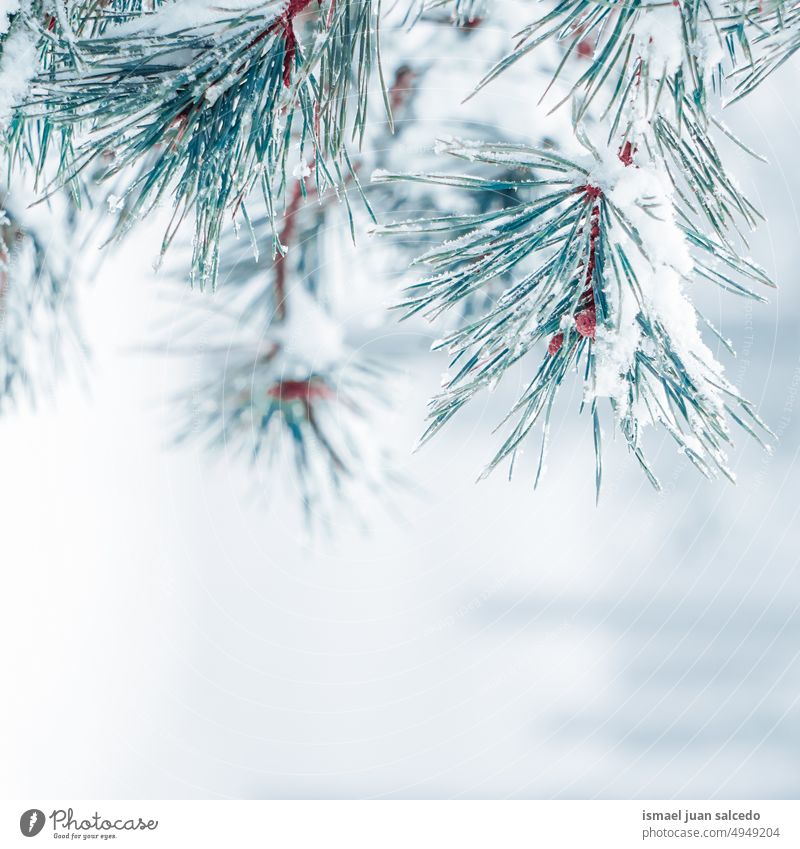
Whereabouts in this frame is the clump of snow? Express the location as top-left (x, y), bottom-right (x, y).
top-left (593, 299), bottom-right (641, 408)
top-left (695, 25), bottom-right (725, 73)
top-left (0, 0), bottom-right (20, 35)
top-left (583, 146), bottom-right (726, 419)
top-left (106, 194), bottom-right (124, 212)
top-left (0, 17), bottom-right (38, 130)
top-left (596, 155), bottom-right (692, 275)
top-left (630, 5), bottom-right (684, 78)
top-left (292, 160), bottom-right (312, 180)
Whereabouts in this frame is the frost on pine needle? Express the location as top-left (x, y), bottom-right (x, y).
top-left (0, 8), bottom-right (37, 130)
top-left (724, 0), bottom-right (800, 100)
top-left (10, 0), bottom-right (386, 288)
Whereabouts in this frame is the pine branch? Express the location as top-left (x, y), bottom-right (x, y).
top-left (2, 0), bottom-right (793, 513)
top-left (11, 0), bottom-right (386, 287)
top-left (375, 137), bottom-right (773, 490)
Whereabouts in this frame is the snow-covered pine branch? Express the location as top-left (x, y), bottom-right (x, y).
top-left (10, 0), bottom-right (386, 287)
top-left (0, 0), bottom-right (796, 518)
top-left (375, 0), bottom-right (782, 492)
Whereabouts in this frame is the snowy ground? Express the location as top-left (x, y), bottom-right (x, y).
top-left (2, 66), bottom-right (800, 800)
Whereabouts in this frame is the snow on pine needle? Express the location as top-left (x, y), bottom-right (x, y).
top-left (375, 136), bottom-right (773, 492)
top-left (14, 0), bottom-right (386, 288)
top-left (472, 0), bottom-right (728, 127)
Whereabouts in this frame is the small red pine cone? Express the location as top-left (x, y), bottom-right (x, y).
top-left (575, 308), bottom-right (596, 340)
top-left (618, 140), bottom-right (635, 167)
top-left (576, 38), bottom-right (593, 58)
top-left (548, 332), bottom-right (564, 355)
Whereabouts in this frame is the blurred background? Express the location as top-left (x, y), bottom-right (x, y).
top-left (2, 21), bottom-right (800, 801)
